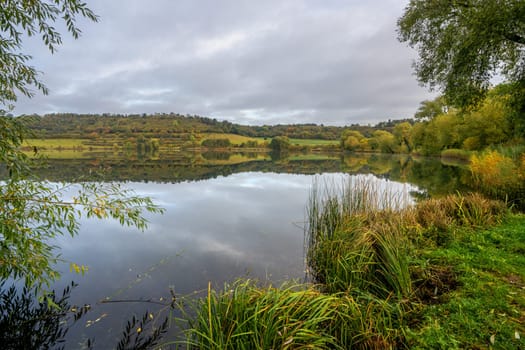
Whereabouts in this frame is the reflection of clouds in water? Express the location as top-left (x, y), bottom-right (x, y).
top-left (198, 237), bottom-right (245, 259)
top-left (131, 172), bottom-right (321, 199)
top-left (234, 172), bottom-right (311, 189)
top-left (48, 172), bottom-right (421, 345)
top-left (52, 172), bottom-right (419, 301)
top-left (312, 173), bottom-right (418, 207)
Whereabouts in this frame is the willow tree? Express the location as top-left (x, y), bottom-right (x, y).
top-left (397, 0), bottom-right (525, 120)
top-left (0, 1), bottom-right (163, 288)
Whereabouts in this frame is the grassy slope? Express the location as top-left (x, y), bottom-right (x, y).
top-left (289, 138), bottom-right (340, 146)
top-left (162, 133), bottom-right (340, 147)
top-left (200, 133), bottom-right (265, 145)
top-left (22, 138), bottom-right (110, 157)
top-left (24, 133), bottom-right (265, 149)
top-left (23, 138), bottom-right (91, 148)
top-left (408, 214), bottom-right (525, 349)
top-left (23, 134), bottom-right (340, 159)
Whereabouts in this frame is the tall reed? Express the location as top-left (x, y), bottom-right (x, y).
top-left (179, 279), bottom-right (403, 349)
top-left (306, 176), bottom-right (413, 300)
top-left (308, 176), bottom-right (412, 229)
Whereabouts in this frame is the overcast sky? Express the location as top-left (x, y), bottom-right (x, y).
top-left (14, 0), bottom-right (435, 126)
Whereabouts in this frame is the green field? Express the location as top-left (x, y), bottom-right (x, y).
top-left (24, 135), bottom-right (339, 147)
top-left (200, 135), bottom-right (341, 148)
top-left (200, 133), bottom-right (266, 146)
top-left (24, 138), bottom-right (91, 148)
top-left (289, 138), bottom-right (340, 146)
top-left (22, 138), bottom-right (112, 158)
top-left (21, 134), bottom-right (343, 161)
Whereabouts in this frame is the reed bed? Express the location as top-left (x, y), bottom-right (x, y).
top-left (306, 175), bottom-right (412, 244)
top-left (178, 280), bottom-right (404, 349)
top-left (306, 176), bottom-right (413, 299)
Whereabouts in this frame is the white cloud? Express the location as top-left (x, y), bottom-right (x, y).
top-left (195, 31), bottom-right (248, 58)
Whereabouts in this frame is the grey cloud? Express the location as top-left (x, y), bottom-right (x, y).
top-left (14, 0), bottom-right (435, 125)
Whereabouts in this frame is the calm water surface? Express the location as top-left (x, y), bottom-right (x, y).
top-left (50, 171), bottom-right (418, 347)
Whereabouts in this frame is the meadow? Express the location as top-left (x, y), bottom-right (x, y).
top-left (23, 138), bottom-right (91, 148)
top-left (289, 138), bottom-right (341, 146)
top-left (198, 133), bottom-right (267, 146)
top-left (22, 133), bottom-right (343, 160)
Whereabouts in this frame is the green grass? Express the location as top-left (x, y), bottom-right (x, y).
top-left (289, 138), bottom-right (340, 146)
top-left (201, 134), bottom-right (340, 147)
top-left (172, 280), bottom-right (405, 349)
top-left (492, 144), bottom-right (525, 161)
top-left (23, 138), bottom-right (91, 148)
top-left (24, 135), bottom-right (341, 151)
top-left (407, 214), bottom-right (525, 349)
top-left (180, 280), bottom-right (343, 349)
top-left (199, 133), bottom-right (265, 146)
top-left (22, 138), bottom-right (109, 157)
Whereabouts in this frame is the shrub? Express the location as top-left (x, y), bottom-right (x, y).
top-left (470, 150), bottom-right (525, 209)
top-left (411, 193), bottom-right (508, 248)
top-left (470, 150), bottom-right (517, 188)
top-left (269, 136), bottom-right (290, 151)
top-left (201, 138), bottom-right (231, 148)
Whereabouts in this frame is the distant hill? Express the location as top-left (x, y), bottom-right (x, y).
top-left (20, 112), bottom-right (414, 140)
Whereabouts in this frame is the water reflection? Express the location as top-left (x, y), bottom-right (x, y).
top-left (47, 171), bottom-right (420, 346)
top-left (0, 152), bottom-right (473, 197)
top-left (45, 173), bottom-right (325, 344)
top-left (55, 173), bottom-right (326, 291)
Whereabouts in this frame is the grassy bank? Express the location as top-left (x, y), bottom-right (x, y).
top-left (170, 180), bottom-right (524, 349)
top-left (407, 213), bottom-right (525, 348)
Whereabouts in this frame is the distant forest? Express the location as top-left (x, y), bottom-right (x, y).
top-left (19, 113), bottom-right (413, 140)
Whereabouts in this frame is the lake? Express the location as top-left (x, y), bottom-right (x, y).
top-left (2, 152), bottom-right (472, 347)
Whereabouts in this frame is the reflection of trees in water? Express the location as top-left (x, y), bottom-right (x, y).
top-left (341, 154), bottom-right (472, 197)
top-left (0, 281), bottom-right (169, 349)
top-left (0, 281), bottom-right (88, 349)
top-left (404, 157), bottom-right (472, 196)
top-left (1, 153), bottom-right (344, 183)
top-left (202, 151), bottom-right (231, 161)
top-left (0, 153), bottom-right (472, 196)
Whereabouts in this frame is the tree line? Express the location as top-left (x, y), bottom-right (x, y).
top-left (19, 112), bottom-right (415, 142)
top-left (342, 84), bottom-right (523, 157)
